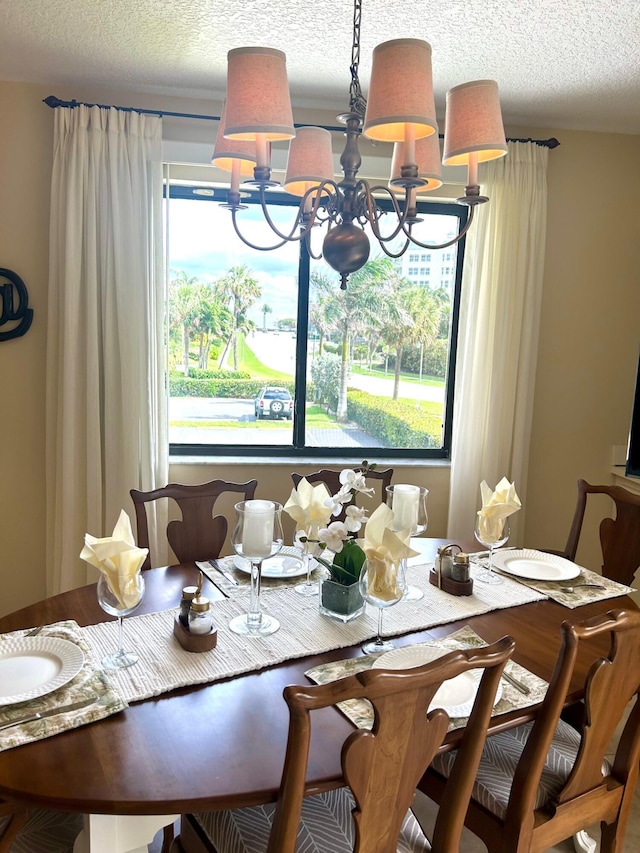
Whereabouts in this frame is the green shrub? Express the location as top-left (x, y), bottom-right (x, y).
top-left (169, 377), bottom-right (302, 400)
top-left (311, 354), bottom-right (341, 411)
top-left (186, 368), bottom-right (251, 380)
top-left (347, 390), bottom-right (441, 449)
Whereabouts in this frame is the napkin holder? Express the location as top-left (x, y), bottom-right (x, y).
top-left (429, 569), bottom-right (474, 596)
top-left (173, 614), bottom-right (218, 652)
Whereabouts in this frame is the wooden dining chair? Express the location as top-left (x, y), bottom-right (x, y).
top-left (291, 466), bottom-right (393, 522)
top-left (555, 479), bottom-right (640, 586)
top-left (177, 636), bottom-right (515, 853)
top-left (0, 801), bottom-right (82, 853)
top-left (419, 609), bottom-right (640, 853)
top-left (130, 479), bottom-right (258, 570)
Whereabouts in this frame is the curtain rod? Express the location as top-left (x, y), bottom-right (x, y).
top-left (43, 95), bottom-right (561, 149)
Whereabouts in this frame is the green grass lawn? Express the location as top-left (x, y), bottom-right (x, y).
top-left (236, 337), bottom-right (294, 382)
top-left (351, 363), bottom-right (444, 389)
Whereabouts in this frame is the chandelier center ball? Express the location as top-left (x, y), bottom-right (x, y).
top-left (322, 223), bottom-right (370, 277)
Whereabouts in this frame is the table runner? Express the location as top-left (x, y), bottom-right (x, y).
top-left (82, 562), bottom-right (544, 705)
top-left (0, 621), bottom-right (127, 752)
top-left (305, 625), bottom-right (549, 731)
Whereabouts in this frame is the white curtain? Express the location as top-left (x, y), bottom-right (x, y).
top-left (447, 141), bottom-right (549, 542)
top-left (46, 105), bottom-right (168, 594)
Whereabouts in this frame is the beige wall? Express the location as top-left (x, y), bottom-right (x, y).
top-left (1, 81), bottom-right (639, 617)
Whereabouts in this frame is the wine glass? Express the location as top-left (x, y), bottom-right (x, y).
top-left (359, 559), bottom-right (405, 655)
top-left (230, 500), bottom-right (284, 636)
top-left (385, 485), bottom-right (429, 601)
top-left (294, 535), bottom-right (319, 597)
top-left (96, 572), bottom-right (145, 669)
top-left (474, 515), bottom-right (511, 585)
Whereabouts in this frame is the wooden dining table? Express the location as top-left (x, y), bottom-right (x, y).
top-left (0, 539), bottom-right (632, 853)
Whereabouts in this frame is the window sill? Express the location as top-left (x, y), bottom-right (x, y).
top-left (169, 454), bottom-right (451, 469)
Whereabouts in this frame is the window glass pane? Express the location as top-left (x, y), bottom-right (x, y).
top-left (306, 212), bottom-right (458, 451)
top-left (167, 185), bottom-right (464, 458)
top-left (167, 194), bottom-right (299, 447)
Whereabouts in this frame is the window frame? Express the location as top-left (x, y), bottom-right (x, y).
top-left (166, 183), bottom-right (467, 461)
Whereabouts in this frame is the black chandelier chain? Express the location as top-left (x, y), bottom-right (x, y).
top-left (348, 0), bottom-right (367, 119)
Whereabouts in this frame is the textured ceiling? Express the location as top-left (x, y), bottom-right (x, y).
top-left (2, 0), bottom-right (640, 134)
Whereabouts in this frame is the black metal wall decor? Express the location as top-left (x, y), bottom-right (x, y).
top-left (0, 268), bottom-right (33, 341)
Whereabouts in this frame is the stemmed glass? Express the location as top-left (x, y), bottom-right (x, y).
top-left (230, 500), bottom-right (284, 636)
top-left (96, 572), bottom-right (145, 669)
top-left (294, 536), bottom-right (319, 597)
top-left (385, 485), bottom-right (429, 601)
top-left (474, 516), bottom-right (511, 585)
top-left (359, 559), bottom-right (405, 655)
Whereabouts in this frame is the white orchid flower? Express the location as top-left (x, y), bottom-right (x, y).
top-left (339, 469), bottom-right (374, 495)
top-left (324, 492), bottom-right (346, 517)
top-left (345, 504), bottom-right (367, 533)
top-left (318, 521), bottom-right (349, 553)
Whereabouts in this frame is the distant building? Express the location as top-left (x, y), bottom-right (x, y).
top-left (398, 232), bottom-right (458, 293)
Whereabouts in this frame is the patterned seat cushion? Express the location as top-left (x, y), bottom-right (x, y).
top-left (0, 807), bottom-right (82, 852)
top-left (193, 787), bottom-right (431, 853)
top-left (431, 718), bottom-right (606, 820)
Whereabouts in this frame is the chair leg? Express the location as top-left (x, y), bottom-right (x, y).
top-left (0, 808), bottom-right (29, 853)
top-left (162, 821), bottom-right (176, 853)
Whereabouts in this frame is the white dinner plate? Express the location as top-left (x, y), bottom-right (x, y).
top-left (372, 644), bottom-right (501, 717)
top-left (0, 637), bottom-right (85, 706)
top-left (233, 547), bottom-right (307, 579)
top-left (491, 549), bottom-right (581, 581)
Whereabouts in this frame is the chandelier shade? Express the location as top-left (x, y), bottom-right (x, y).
top-left (443, 79), bottom-right (508, 166)
top-left (389, 133), bottom-right (443, 193)
top-left (224, 47), bottom-right (295, 142)
top-left (363, 39), bottom-right (438, 143)
top-left (212, 101), bottom-right (257, 176)
top-left (284, 126), bottom-right (335, 197)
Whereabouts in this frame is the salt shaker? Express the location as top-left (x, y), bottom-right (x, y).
top-left (179, 585), bottom-right (199, 627)
top-left (188, 595), bottom-right (213, 634)
top-left (451, 552), bottom-right (471, 582)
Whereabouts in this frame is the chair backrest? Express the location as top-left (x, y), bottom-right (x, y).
top-left (267, 637), bottom-right (514, 853)
top-left (291, 467), bottom-right (393, 522)
top-left (504, 609), bottom-right (640, 834)
top-left (563, 479), bottom-right (640, 585)
top-left (130, 479), bottom-right (258, 570)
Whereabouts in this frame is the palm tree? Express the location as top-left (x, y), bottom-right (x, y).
top-left (169, 270), bottom-right (201, 376)
top-left (215, 266), bottom-right (261, 370)
top-left (315, 258), bottom-right (390, 420)
top-left (380, 278), bottom-right (441, 400)
top-left (261, 303), bottom-right (272, 332)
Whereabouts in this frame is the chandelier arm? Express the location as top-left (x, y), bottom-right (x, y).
top-left (376, 236), bottom-right (412, 259)
top-left (230, 208), bottom-right (295, 252)
top-left (400, 205), bottom-right (477, 250)
top-left (359, 182), bottom-right (412, 244)
top-left (254, 186), bottom-right (308, 243)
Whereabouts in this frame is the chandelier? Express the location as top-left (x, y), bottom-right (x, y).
top-left (213, 0), bottom-right (507, 289)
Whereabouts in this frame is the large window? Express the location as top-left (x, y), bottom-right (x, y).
top-left (167, 183), bottom-right (466, 459)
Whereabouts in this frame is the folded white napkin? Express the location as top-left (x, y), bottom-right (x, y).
top-left (80, 510), bottom-right (148, 609)
top-left (477, 477), bottom-right (521, 543)
top-left (362, 504), bottom-right (419, 601)
top-left (283, 477), bottom-right (333, 539)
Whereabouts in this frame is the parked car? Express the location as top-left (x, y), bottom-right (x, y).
top-left (254, 386), bottom-right (294, 420)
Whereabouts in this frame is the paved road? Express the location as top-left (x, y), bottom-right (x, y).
top-left (169, 423), bottom-right (382, 448)
top-left (247, 330), bottom-right (445, 404)
top-left (169, 398), bottom-right (382, 447)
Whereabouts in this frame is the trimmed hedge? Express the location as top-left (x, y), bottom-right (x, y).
top-left (347, 389), bottom-right (441, 449)
top-left (169, 377), bottom-right (298, 399)
top-left (186, 368), bottom-right (251, 380)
